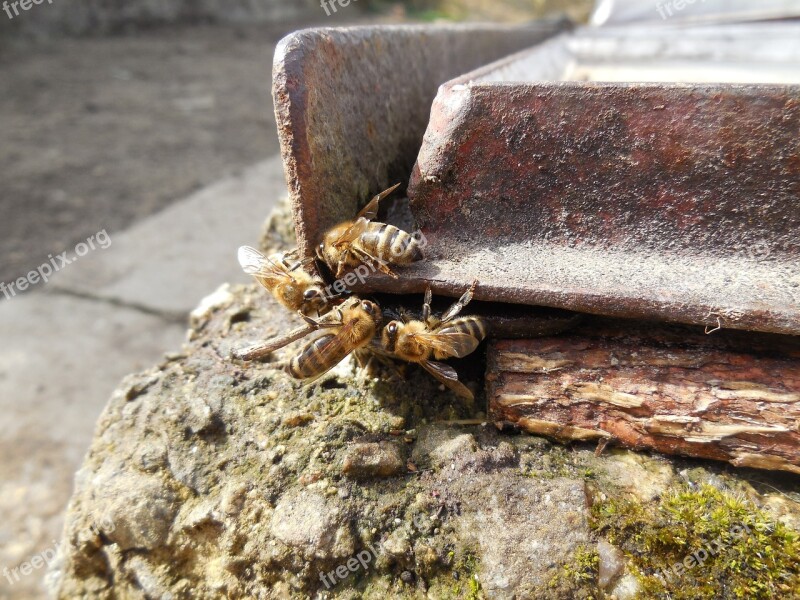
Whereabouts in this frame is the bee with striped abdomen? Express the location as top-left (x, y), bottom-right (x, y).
top-left (288, 297), bottom-right (382, 380)
top-left (317, 183), bottom-right (424, 279)
top-left (380, 281), bottom-right (486, 399)
top-left (238, 246), bottom-right (330, 317)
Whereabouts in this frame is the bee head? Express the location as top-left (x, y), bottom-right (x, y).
top-left (300, 285), bottom-right (328, 311)
top-left (361, 300), bottom-right (375, 314)
top-left (357, 299), bottom-right (381, 323)
top-left (382, 320), bottom-right (400, 353)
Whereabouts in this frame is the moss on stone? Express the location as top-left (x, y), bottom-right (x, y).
top-left (591, 483), bottom-right (800, 599)
top-left (547, 544), bottom-right (599, 599)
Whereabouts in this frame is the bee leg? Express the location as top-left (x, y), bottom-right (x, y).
top-left (300, 256), bottom-right (318, 270)
top-left (335, 259), bottom-right (349, 279)
top-left (440, 279), bottom-right (479, 323)
top-left (353, 349), bottom-right (369, 369)
top-left (422, 286), bottom-right (432, 323)
top-left (299, 310), bottom-right (342, 330)
top-left (280, 255), bottom-right (298, 271)
top-left (299, 312), bottom-right (324, 328)
top-left (350, 246), bottom-right (399, 279)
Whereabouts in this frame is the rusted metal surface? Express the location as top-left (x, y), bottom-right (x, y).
top-left (272, 22), bottom-right (568, 260)
top-left (486, 321), bottom-right (800, 474)
top-left (368, 24), bottom-right (800, 336)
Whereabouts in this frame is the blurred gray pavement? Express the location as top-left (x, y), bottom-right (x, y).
top-left (0, 156), bottom-right (285, 599)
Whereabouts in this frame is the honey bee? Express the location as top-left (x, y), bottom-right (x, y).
top-left (238, 246), bottom-right (330, 317)
top-left (288, 297), bottom-right (382, 380)
top-left (317, 183), bottom-right (424, 279)
top-left (380, 281), bottom-right (486, 400)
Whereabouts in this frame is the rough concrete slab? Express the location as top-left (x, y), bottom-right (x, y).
top-left (51, 157), bottom-right (286, 316)
top-left (0, 294), bottom-right (185, 600)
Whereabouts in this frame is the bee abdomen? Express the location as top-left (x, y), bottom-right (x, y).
top-left (288, 334), bottom-right (345, 379)
top-left (362, 223), bottom-right (423, 265)
top-left (443, 317), bottom-right (487, 342)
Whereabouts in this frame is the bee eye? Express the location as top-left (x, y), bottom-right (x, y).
top-left (303, 289), bottom-right (319, 300)
top-left (388, 322), bottom-right (398, 334)
top-left (362, 301), bottom-right (373, 314)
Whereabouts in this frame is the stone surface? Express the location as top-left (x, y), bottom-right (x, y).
top-left (342, 442), bottom-right (407, 479)
top-left (48, 281), bottom-right (800, 599)
top-left (454, 476), bottom-right (589, 598)
top-left (596, 539), bottom-right (624, 591)
top-left (271, 490), bottom-right (355, 560)
top-left (44, 284), bottom-right (591, 599)
top-left (610, 573), bottom-right (641, 600)
top-left (411, 429), bottom-right (478, 469)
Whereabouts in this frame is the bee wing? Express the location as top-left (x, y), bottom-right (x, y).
top-left (332, 217), bottom-right (371, 248)
top-left (237, 246), bottom-right (285, 277)
top-left (409, 330), bottom-right (480, 359)
top-left (308, 318), bottom-right (360, 362)
top-left (349, 245), bottom-right (398, 278)
top-left (356, 183), bottom-right (401, 220)
top-left (291, 319), bottom-right (362, 384)
top-left (420, 360), bottom-right (474, 400)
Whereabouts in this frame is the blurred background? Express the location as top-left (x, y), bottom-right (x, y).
top-left (0, 2), bottom-right (592, 599)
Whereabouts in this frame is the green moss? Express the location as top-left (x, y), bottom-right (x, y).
top-left (520, 444), bottom-right (596, 481)
top-left (448, 552), bottom-right (482, 599)
top-left (420, 550), bottom-right (483, 600)
top-left (570, 546), bottom-right (600, 584)
top-left (591, 484), bottom-right (800, 599)
top-left (548, 544), bottom-right (598, 598)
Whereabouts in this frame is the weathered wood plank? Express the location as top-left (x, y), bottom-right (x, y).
top-left (487, 321), bottom-right (800, 474)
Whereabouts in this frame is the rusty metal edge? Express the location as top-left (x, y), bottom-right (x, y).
top-left (272, 22), bottom-right (570, 261)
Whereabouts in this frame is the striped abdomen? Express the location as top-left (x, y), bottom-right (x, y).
top-left (359, 223), bottom-right (423, 266)
top-left (440, 316), bottom-right (487, 341)
top-left (434, 316), bottom-right (487, 360)
top-left (288, 334), bottom-right (349, 380)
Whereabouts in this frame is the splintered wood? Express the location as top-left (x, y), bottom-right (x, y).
top-left (486, 322), bottom-right (800, 474)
